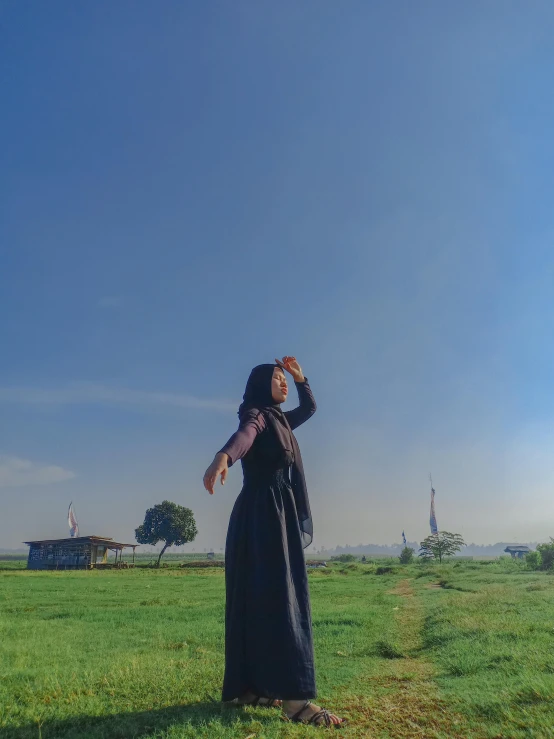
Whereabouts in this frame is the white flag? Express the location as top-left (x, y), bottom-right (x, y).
top-left (68, 502), bottom-right (79, 538)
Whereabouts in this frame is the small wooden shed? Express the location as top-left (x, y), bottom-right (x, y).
top-left (24, 536), bottom-right (137, 570)
top-left (504, 545), bottom-right (531, 560)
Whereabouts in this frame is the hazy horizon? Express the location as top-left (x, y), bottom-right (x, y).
top-left (0, 538), bottom-right (544, 556)
top-left (3, 2), bottom-right (554, 551)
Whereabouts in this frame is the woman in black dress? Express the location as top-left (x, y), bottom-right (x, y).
top-left (203, 357), bottom-right (346, 728)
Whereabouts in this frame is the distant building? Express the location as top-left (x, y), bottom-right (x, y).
top-left (207, 551), bottom-right (215, 560)
top-left (24, 536), bottom-right (137, 570)
top-left (504, 545), bottom-right (531, 560)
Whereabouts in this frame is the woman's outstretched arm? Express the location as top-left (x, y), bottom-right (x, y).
top-left (203, 411), bottom-right (266, 494)
top-left (219, 411), bottom-right (266, 466)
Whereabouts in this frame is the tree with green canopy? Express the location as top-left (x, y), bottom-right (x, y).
top-left (419, 531), bottom-right (465, 563)
top-left (399, 546), bottom-right (415, 564)
top-left (536, 538), bottom-right (554, 570)
top-left (135, 500), bottom-right (198, 567)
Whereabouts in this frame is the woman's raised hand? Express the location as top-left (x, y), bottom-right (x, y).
top-left (203, 452), bottom-right (229, 495)
top-left (275, 356), bottom-right (305, 383)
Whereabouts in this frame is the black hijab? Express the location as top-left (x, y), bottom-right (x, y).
top-left (239, 364), bottom-right (313, 549)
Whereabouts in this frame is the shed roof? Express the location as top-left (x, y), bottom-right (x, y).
top-left (504, 545), bottom-right (531, 552)
top-left (24, 536), bottom-right (136, 548)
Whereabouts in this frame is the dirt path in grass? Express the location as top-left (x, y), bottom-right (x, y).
top-left (337, 579), bottom-right (473, 739)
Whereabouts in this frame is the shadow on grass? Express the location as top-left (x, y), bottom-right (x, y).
top-left (3, 701), bottom-right (277, 739)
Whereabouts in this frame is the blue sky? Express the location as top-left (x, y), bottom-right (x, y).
top-left (2, 1), bottom-right (554, 551)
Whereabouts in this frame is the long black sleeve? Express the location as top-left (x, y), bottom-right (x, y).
top-left (218, 411), bottom-right (266, 466)
top-left (284, 380), bottom-right (316, 431)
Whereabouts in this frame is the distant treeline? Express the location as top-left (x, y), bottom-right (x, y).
top-left (319, 541), bottom-right (540, 557)
top-left (0, 549), bottom-right (27, 555)
top-left (1, 542), bottom-right (542, 558)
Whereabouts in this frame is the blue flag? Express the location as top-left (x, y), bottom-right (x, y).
top-left (402, 531), bottom-right (407, 546)
top-left (430, 487), bottom-right (438, 534)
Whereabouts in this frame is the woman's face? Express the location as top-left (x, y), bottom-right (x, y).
top-left (271, 367), bottom-right (288, 404)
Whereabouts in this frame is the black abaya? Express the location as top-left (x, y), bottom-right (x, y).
top-left (219, 379), bottom-right (317, 701)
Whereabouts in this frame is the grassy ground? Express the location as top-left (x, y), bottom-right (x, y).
top-left (1, 560), bottom-right (553, 738)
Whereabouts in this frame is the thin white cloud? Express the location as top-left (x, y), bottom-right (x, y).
top-left (0, 383), bottom-right (236, 413)
top-left (0, 456), bottom-right (75, 488)
top-left (98, 296), bottom-right (124, 308)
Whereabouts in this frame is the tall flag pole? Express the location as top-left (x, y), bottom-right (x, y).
top-left (68, 502), bottom-right (79, 538)
top-left (429, 474), bottom-right (438, 534)
top-left (402, 531), bottom-right (407, 546)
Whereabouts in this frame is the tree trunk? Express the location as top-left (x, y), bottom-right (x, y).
top-left (156, 542), bottom-right (170, 567)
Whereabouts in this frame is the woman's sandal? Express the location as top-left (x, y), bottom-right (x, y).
top-left (286, 700), bottom-right (348, 728)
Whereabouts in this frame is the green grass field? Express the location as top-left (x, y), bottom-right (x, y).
top-left (1, 559), bottom-right (554, 738)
